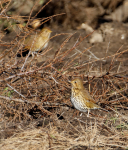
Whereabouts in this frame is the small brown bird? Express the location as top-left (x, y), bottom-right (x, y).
top-left (70, 78), bottom-right (100, 117)
top-left (23, 27), bottom-right (52, 53)
top-left (30, 19), bottom-right (41, 29)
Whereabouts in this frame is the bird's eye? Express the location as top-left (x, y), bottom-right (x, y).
top-left (74, 81), bottom-right (77, 84)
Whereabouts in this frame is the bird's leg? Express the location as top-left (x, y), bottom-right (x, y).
top-left (87, 109), bottom-right (90, 117)
top-left (31, 51), bottom-right (37, 59)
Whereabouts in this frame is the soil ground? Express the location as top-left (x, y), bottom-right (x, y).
top-left (0, 1), bottom-right (128, 149)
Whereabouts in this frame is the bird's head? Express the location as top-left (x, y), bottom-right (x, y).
top-left (40, 27), bottom-right (52, 36)
top-left (70, 78), bottom-right (84, 90)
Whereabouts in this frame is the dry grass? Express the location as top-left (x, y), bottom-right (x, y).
top-left (1, 118), bottom-right (128, 150)
top-left (0, 0), bottom-right (128, 149)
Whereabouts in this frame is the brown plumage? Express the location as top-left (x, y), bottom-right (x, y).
top-left (23, 27), bottom-right (52, 52)
top-left (71, 78), bottom-right (100, 117)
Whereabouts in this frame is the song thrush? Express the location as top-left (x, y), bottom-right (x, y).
top-left (23, 27), bottom-right (52, 53)
top-left (70, 78), bottom-right (100, 117)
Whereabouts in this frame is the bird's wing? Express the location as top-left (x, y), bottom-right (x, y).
top-left (23, 35), bottom-right (38, 50)
top-left (86, 100), bottom-right (100, 109)
top-left (81, 89), bottom-right (96, 104)
top-left (81, 89), bottom-right (100, 108)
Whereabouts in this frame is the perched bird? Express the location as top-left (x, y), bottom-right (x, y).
top-left (70, 78), bottom-right (100, 117)
top-left (30, 19), bottom-right (41, 29)
top-left (23, 27), bottom-right (52, 53)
